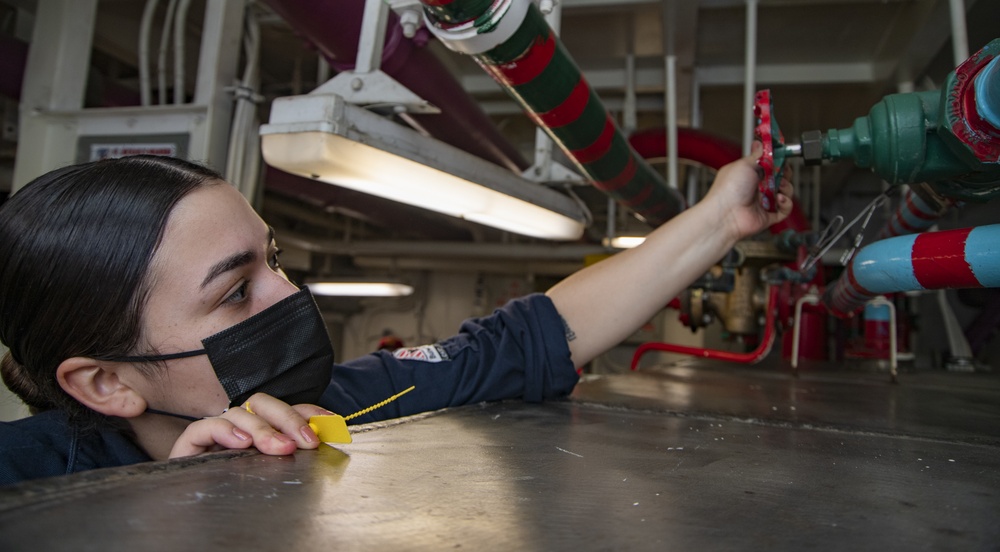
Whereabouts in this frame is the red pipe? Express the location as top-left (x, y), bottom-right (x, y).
top-left (628, 127), bottom-right (811, 233)
top-left (630, 286), bottom-right (780, 369)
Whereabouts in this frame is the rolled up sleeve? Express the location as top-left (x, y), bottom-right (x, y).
top-left (319, 293), bottom-right (579, 424)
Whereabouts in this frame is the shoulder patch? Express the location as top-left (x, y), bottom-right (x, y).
top-left (392, 344), bottom-right (450, 363)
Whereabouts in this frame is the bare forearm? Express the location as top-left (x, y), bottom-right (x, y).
top-left (546, 197), bottom-right (738, 367)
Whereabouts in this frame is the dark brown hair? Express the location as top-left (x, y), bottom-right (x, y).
top-left (0, 155), bottom-right (222, 427)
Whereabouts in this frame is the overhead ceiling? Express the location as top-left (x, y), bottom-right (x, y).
top-left (1, 0), bottom-right (998, 261)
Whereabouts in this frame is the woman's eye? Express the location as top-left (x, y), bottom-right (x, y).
top-left (269, 248), bottom-right (283, 271)
top-left (224, 281), bottom-right (249, 304)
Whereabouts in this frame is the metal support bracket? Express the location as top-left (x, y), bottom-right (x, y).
top-left (312, 0), bottom-right (439, 114)
top-left (519, 0), bottom-right (582, 185)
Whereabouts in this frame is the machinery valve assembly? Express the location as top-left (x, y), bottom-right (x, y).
top-left (757, 38), bottom-right (1000, 204)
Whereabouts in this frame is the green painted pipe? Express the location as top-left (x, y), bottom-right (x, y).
top-left (420, 0), bottom-right (684, 226)
top-left (793, 38), bottom-right (1000, 202)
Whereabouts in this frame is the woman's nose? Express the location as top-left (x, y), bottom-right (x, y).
top-left (254, 267), bottom-right (300, 314)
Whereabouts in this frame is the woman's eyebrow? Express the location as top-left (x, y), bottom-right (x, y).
top-left (201, 250), bottom-right (256, 289)
top-left (200, 227), bottom-right (274, 290)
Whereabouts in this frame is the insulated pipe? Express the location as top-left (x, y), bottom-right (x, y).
top-left (824, 224), bottom-right (1000, 317)
top-left (260, 0), bottom-right (528, 174)
top-left (876, 187), bottom-right (951, 240)
top-left (420, 0), bottom-right (685, 226)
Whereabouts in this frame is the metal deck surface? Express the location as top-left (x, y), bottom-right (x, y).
top-left (1, 359), bottom-right (999, 551)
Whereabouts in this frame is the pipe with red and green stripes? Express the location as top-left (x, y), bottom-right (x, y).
top-left (419, 0), bottom-right (685, 226)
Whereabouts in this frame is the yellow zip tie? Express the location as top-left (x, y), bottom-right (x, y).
top-left (344, 385), bottom-right (415, 421)
top-left (308, 385), bottom-right (416, 444)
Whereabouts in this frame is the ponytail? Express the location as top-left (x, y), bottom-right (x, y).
top-left (1, 350), bottom-right (53, 414)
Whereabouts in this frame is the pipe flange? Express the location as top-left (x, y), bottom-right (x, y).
top-left (947, 38), bottom-right (1000, 163)
top-left (421, 0), bottom-right (531, 56)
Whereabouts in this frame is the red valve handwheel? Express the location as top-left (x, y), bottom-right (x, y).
top-left (753, 89), bottom-right (784, 212)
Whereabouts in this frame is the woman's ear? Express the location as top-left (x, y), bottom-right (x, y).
top-left (56, 358), bottom-right (147, 418)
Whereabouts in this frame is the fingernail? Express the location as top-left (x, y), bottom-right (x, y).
top-left (273, 432), bottom-right (295, 444)
top-left (233, 427), bottom-right (251, 441)
top-left (300, 425), bottom-right (316, 444)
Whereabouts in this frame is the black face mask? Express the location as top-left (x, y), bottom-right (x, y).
top-left (109, 288), bottom-right (334, 419)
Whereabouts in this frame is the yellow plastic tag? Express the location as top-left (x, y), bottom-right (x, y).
top-left (308, 385), bottom-right (415, 445)
top-left (308, 415), bottom-right (352, 444)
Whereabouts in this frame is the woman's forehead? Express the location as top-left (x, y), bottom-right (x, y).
top-left (151, 183), bottom-right (267, 280)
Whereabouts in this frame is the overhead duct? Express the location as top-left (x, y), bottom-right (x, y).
top-left (419, 0), bottom-right (685, 226)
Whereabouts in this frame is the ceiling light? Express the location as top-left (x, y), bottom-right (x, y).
top-left (306, 281), bottom-right (414, 297)
top-left (603, 236), bottom-right (646, 249)
top-left (260, 94), bottom-right (587, 240)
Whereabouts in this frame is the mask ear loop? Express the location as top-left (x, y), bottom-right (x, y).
top-left (144, 409), bottom-right (200, 422)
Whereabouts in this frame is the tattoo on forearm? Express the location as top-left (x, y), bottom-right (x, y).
top-left (560, 315), bottom-right (577, 342)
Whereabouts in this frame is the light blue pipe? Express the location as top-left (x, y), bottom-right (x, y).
top-left (825, 224), bottom-right (1000, 316)
top-left (976, 55), bottom-right (1000, 130)
top-left (968, 224), bottom-right (1000, 285)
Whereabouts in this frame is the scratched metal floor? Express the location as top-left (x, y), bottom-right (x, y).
top-left (1, 358), bottom-right (999, 551)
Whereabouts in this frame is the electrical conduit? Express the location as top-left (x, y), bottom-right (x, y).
top-left (420, 0), bottom-right (685, 226)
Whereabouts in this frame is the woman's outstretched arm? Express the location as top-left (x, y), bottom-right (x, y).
top-left (546, 143), bottom-right (794, 368)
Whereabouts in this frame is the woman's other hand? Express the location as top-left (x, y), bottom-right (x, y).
top-left (168, 393), bottom-right (330, 458)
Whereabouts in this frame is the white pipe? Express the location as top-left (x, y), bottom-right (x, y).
top-left (317, 55), bottom-right (331, 86)
top-left (138, 0), bottom-right (160, 106)
top-left (742, 0), bottom-right (758, 155)
top-left (666, 54), bottom-right (679, 191)
top-left (157, 0), bottom-right (178, 105)
top-left (948, 0), bottom-right (969, 65)
top-left (937, 289), bottom-right (973, 365)
top-left (227, 9), bottom-right (261, 197)
top-left (280, 234), bottom-right (609, 260)
top-left (664, 1), bottom-right (678, 191)
top-left (624, 53), bottom-right (637, 134)
top-left (812, 165), bottom-right (821, 230)
top-left (529, 0), bottom-right (564, 182)
top-left (174, 0), bottom-right (194, 104)
top-left (791, 293), bottom-right (820, 372)
top-left (867, 296), bottom-right (899, 381)
top-left (606, 196), bottom-right (617, 242)
top-left (686, 76), bottom-right (701, 206)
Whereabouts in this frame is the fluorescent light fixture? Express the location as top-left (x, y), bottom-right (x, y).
top-left (307, 281), bottom-right (414, 297)
top-left (603, 236), bottom-right (646, 249)
top-left (260, 94), bottom-right (587, 240)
